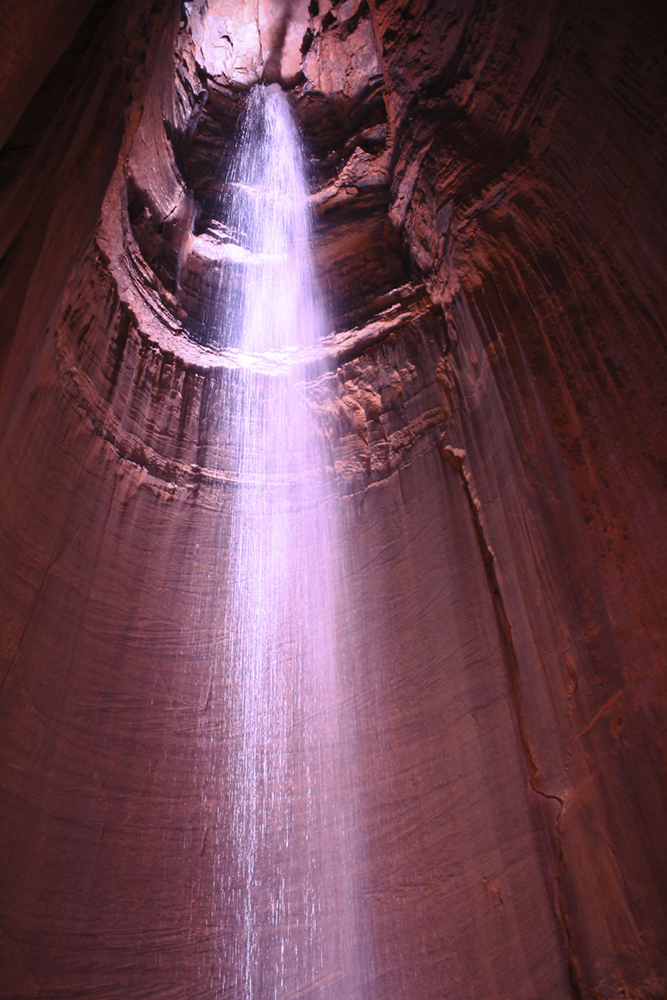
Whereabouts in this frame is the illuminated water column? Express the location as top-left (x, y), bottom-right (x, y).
top-left (201, 84), bottom-right (368, 999)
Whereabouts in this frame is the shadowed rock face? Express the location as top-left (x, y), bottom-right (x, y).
top-left (1, 1), bottom-right (667, 998)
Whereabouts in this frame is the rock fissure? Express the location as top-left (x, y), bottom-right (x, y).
top-left (438, 438), bottom-right (587, 999)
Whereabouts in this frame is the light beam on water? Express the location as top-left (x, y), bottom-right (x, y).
top-left (204, 84), bottom-right (368, 999)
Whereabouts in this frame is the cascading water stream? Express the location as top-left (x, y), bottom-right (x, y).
top-left (202, 85), bottom-right (368, 999)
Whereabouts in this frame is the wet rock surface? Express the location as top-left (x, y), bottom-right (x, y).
top-left (1, 1), bottom-right (667, 998)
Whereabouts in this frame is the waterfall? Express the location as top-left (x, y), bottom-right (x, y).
top-left (204, 85), bottom-right (367, 999)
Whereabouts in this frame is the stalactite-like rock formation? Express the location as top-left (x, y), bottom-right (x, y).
top-left (0, 1), bottom-right (666, 998)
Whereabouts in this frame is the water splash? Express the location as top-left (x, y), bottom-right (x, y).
top-left (205, 85), bottom-right (368, 999)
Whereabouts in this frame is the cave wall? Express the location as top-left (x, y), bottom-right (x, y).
top-left (0, 1), bottom-right (666, 998)
top-left (369, 2), bottom-right (667, 994)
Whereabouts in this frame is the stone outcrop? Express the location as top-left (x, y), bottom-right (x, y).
top-left (0, 1), bottom-right (666, 998)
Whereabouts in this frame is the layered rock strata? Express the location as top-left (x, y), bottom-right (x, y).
top-left (0, 1), bottom-right (666, 999)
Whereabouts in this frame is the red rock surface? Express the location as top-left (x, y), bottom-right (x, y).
top-left (0, 1), bottom-right (666, 998)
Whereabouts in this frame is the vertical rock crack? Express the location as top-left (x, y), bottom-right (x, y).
top-left (438, 439), bottom-right (584, 1000)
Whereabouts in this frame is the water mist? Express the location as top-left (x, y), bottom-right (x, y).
top-left (200, 85), bottom-right (368, 999)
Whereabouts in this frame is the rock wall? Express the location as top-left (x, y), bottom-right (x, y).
top-left (367, 2), bottom-right (667, 995)
top-left (0, 1), bottom-right (666, 998)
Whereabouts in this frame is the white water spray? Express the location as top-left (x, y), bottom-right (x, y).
top-left (204, 85), bottom-right (367, 999)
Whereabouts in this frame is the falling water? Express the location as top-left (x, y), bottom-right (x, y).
top-left (204, 85), bottom-right (367, 999)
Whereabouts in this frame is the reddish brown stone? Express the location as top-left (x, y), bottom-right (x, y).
top-left (0, 2), bottom-right (666, 998)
